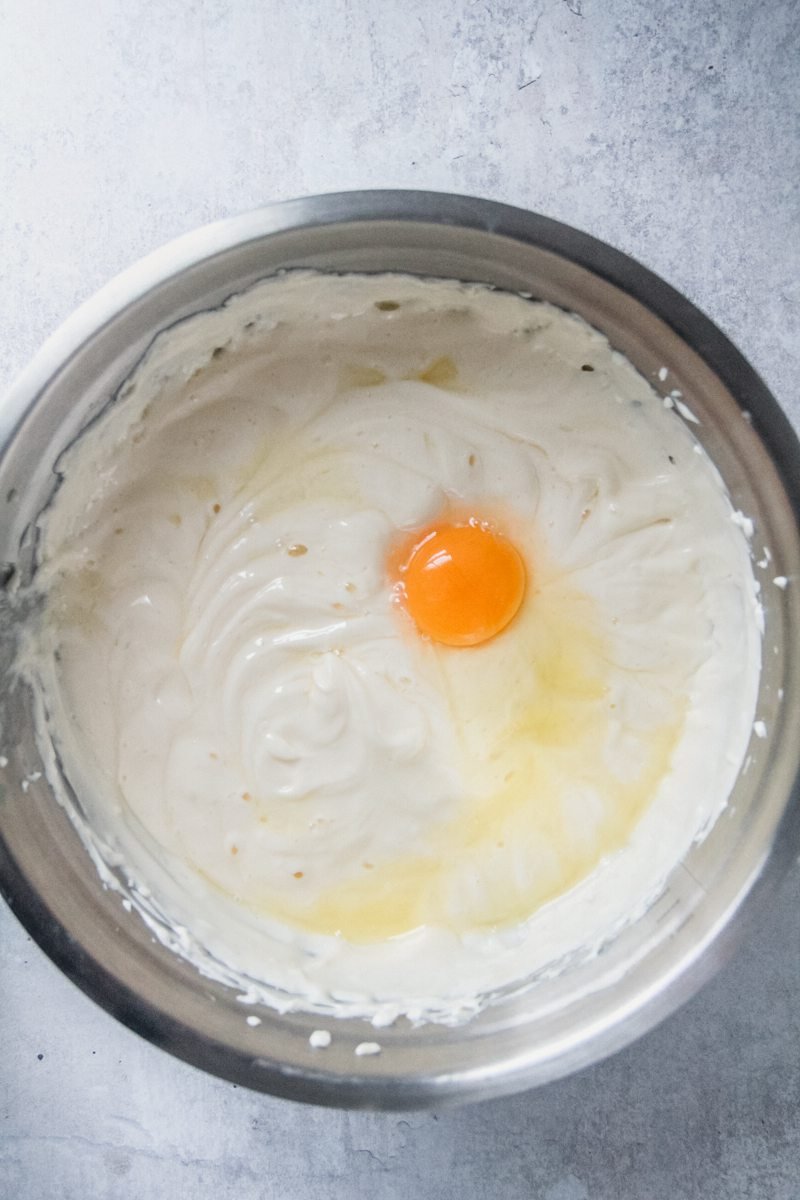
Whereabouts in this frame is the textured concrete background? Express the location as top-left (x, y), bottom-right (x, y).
top-left (1, 1), bottom-right (799, 1196)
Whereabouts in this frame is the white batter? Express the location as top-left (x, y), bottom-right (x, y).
top-left (24, 272), bottom-right (762, 1023)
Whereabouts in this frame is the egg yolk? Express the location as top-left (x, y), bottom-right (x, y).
top-left (394, 520), bottom-right (526, 647)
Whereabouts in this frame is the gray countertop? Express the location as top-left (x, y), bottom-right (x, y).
top-left (1, 2), bottom-right (799, 1196)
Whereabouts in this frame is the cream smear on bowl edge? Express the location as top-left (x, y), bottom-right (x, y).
top-left (18, 271), bottom-right (762, 1026)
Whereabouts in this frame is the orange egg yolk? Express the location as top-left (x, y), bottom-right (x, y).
top-left (393, 520), bottom-right (526, 647)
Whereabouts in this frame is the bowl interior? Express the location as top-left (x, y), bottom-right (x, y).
top-left (1, 195), bottom-right (799, 1108)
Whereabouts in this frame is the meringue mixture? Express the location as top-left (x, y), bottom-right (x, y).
top-left (24, 272), bottom-right (762, 1022)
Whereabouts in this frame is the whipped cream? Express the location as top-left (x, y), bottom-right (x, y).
top-left (22, 272), bottom-right (762, 1023)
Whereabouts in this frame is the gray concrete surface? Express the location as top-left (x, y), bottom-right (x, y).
top-left (1, 0), bottom-right (799, 1196)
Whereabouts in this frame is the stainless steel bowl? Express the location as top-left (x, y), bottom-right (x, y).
top-left (1, 191), bottom-right (799, 1109)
